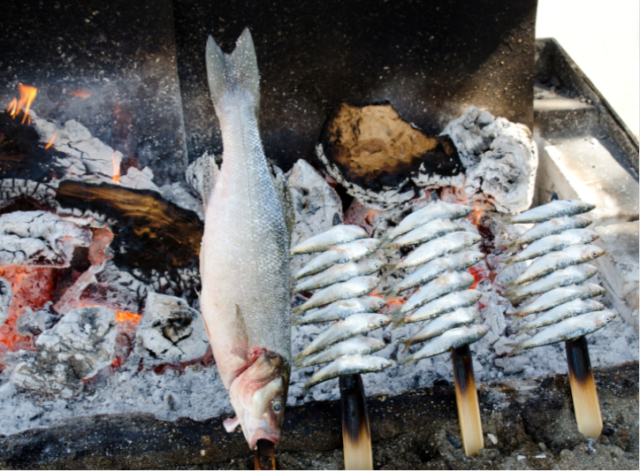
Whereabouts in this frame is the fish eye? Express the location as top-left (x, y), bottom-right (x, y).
top-left (272, 401), bottom-right (282, 412)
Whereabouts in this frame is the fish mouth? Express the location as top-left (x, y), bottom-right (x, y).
top-left (248, 428), bottom-right (281, 449)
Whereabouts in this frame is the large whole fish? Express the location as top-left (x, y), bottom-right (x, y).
top-left (199, 30), bottom-right (293, 449)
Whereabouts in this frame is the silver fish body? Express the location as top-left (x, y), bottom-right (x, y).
top-left (508, 283), bottom-right (606, 317)
top-left (295, 313), bottom-right (391, 362)
top-left (400, 307), bottom-right (478, 351)
top-left (400, 325), bottom-right (488, 365)
top-left (303, 354), bottom-right (392, 393)
top-left (394, 232), bottom-right (481, 271)
top-left (293, 276), bottom-right (380, 315)
top-left (386, 219), bottom-right (466, 249)
top-left (510, 215), bottom-right (593, 248)
top-left (200, 30), bottom-right (290, 449)
top-left (510, 311), bottom-right (616, 354)
top-left (508, 264), bottom-right (599, 299)
top-left (506, 200), bottom-right (595, 224)
top-left (294, 259), bottom-right (383, 293)
top-left (291, 225), bottom-right (368, 255)
top-left (512, 299), bottom-right (605, 333)
top-left (386, 250), bottom-right (484, 295)
top-left (509, 245), bottom-right (604, 286)
top-left (399, 289), bottom-right (482, 325)
top-left (293, 296), bottom-right (386, 325)
top-left (382, 201), bottom-right (473, 244)
top-left (395, 271), bottom-right (476, 316)
top-left (297, 336), bottom-right (386, 368)
top-left (294, 239), bottom-right (379, 279)
top-left (505, 229), bottom-right (599, 264)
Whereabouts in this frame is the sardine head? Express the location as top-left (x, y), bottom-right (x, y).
top-left (228, 349), bottom-right (289, 449)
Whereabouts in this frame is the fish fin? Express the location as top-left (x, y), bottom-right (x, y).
top-left (393, 313), bottom-right (407, 327)
top-left (270, 162), bottom-right (295, 246)
top-left (206, 28), bottom-right (260, 115)
top-left (223, 416), bottom-right (241, 433)
top-left (233, 304), bottom-right (250, 350)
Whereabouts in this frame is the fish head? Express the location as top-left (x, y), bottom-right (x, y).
top-left (368, 313), bottom-right (391, 329)
top-left (228, 349), bottom-right (289, 449)
top-left (366, 259), bottom-right (385, 273)
top-left (595, 311), bottom-right (617, 326)
top-left (581, 245), bottom-right (605, 260)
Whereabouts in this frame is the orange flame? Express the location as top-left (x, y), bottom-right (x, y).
top-left (112, 152), bottom-right (121, 183)
top-left (471, 203), bottom-right (487, 226)
top-left (6, 98), bottom-right (17, 116)
top-left (5, 84), bottom-right (38, 124)
top-left (115, 311), bottom-right (141, 324)
top-left (70, 89), bottom-right (92, 99)
top-left (44, 132), bottom-right (58, 150)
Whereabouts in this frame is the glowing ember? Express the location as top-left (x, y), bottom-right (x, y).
top-left (386, 297), bottom-right (405, 310)
top-left (44, 132), bottom-right (58, 150)
top-left (0, 266), bottom-right (59, 356)
top-left (468, 266), bottom-right (487, 290)
top-left (69, 89), bottom-right (92, 99)
top-left (369, 290), bottom-right (384, 299)
top-left (115, 311), bottom-right (141, 324)
top-left (112, 152), bottom-right (121, 183)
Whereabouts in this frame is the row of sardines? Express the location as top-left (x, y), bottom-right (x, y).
top-left (379, 201), bottom-right (488, 365)
top-left (499, 200), bottom-right (616, 353)
top-left (291, 226), bottom-right (391, 393)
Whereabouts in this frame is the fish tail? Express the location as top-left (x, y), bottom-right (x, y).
top-left (206, 28), bottom-right (260, 114)
top-left (505, 342), bottom-right (523, 357)
top-left (393, 313), bottom-right (407, 327)
top-left (398, 355), bottom-right (417, 368)
top-left (398, 339), bottom-right (411, 354)
top-left (380, 286), bottom-right (397, 297)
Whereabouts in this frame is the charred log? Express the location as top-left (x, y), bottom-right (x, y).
top-left (319, 102), bottom-right (462, 196)
top-left (55, 180), bottom-right (203, 275)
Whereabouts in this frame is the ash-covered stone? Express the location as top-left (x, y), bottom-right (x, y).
top-left (185, 152), bottom-right (218, 210)
top-left (135, 292), bottom-right (209, 365)
top-left (15, 303), bottom-right (60, 337)
top-left (0, 211), bottom-right (91, 267)
top-left (11, 306), bottom-right (117, 398)
top-left (441, 106), bottom-right (538, 214)
top-left (287, 159), bottom-right (344, 275)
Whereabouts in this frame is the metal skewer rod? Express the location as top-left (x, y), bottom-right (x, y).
top-left (451, 344), bottom-right (484, 456)
top-left (565, 335), bottom-right (602, 438)
top-left (254, 439), bottom-right (276, 470)
top-left (340, 374), bottom-right (373, 470)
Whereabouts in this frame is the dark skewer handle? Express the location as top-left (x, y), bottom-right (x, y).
top-left (340, 374), bottom-right (373, 470)
top-left (565, 336), bottom-right (602, 437)
top-left (451, 344), bottom-right (484, 456)
top-left (254, 439), bottom-right (276, 470)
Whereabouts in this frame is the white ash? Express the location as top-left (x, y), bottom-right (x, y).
top-left (316, 144), bottom-right (416, 210)
top-left (0, 278), bottom-right (12, 325)
top-left (9, 306), bottom-right (117, 398)
top-left (0, 211), bottom-right (91, 268)
top-left (287, 159), bottom-right (344, 276)
top-left (185, 152), bottom-right (218, 211)
top-left (56, 205), bottom-right (110, 228)
top-left (159, 182), bottom-right (204, 221)
top-left (0, 178), bottom-right (57, 209)
top-left (15, 303), bottom-right (60, 337)
top-left (441, 106), bottom-right (538, 214)
top-left (135, 292), bottom-right (210, 366)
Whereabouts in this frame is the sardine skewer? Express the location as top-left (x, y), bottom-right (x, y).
top-left (565, 336), bottom-right (603, 438)
top-left (451, 344), bottom-right (484, 457)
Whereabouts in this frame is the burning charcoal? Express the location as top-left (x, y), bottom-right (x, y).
top-left (0, 211), bottom-right (92, 268)
top-left (318, 103), bottom-right (462, 211)
top-left (0, 277), bottom-right (12, 325)
top-left (135, 292), bottom-right (209, 366)
top-left (15, 303), bottom-right (60, 337)
top-left (11, 306), bottom-right (117, 398)
top-left (441, 106), bottom-right (538, 214)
